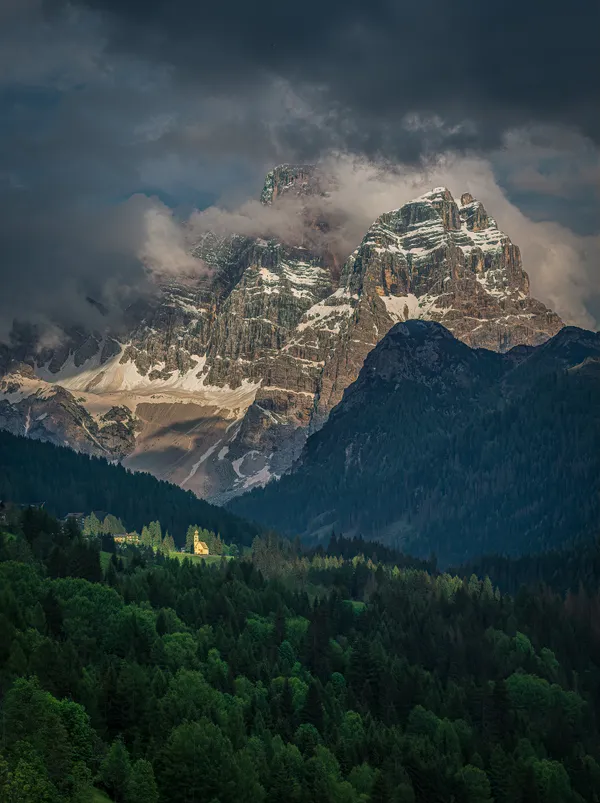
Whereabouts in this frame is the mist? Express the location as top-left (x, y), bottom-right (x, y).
top-left (185, 153), bottom-right (600, 329)
top-left (1, 146), bottom-right (597, 356)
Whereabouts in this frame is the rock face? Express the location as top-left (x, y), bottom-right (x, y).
top-left (0, 170), bottom-right (564, 499)
top-left (0, 367), bottom-right (140, 458)
top-left (260, 164), bottom-right (327, 204)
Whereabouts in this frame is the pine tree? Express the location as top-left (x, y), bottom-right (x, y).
top-left (106, 560), bottom-right (119, 588)
top-left (100, 737), bottom-right (131, 802)
top-left (301, 681), bottom-right (324, 733)
top-left (148, 521), bottom-right (162, 548)
top-left (185, 525), bottom-right (197, 553)
top-left (125, 759), bottom-right (158, 803)
top-left (491, 678), bottom-right (511, 743)
top-left (63, 516), bottom-right (80, 541)
top-left (141, 526), bottom-right (152, 548)
top-left (489, 746), bottom-right (514, 803)
top-left (370, 771), bottom-right (391, 803)
top-left (83, 512), bottom-right (101, 537)
top-left (103, 514), bottom-right (125, 535)
top-left (519, 765), bottom-right (541, 803)
top-left (279, 679), bottom-right (295, 741)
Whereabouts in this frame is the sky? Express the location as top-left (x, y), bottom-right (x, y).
top-left (0, 0), bottom-right (599, 341)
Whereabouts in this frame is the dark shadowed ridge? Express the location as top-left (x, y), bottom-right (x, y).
top-left (230, 322), bottom-right (600, 564)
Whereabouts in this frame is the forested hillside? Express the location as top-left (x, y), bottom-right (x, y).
top-left (0, 430), bottom-right (262, 547)
top-left (2, 512), bottom-right (600, 802)
top-left (454, 536), bottom-right (600, 596)
top-left (232, 323), bottom-right (600, 564)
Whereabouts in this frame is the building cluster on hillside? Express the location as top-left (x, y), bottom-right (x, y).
top-left (113, 533), bottom-right (141, 545)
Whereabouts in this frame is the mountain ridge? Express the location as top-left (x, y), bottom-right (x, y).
top-left (0, 169), bottom-right (563, 501)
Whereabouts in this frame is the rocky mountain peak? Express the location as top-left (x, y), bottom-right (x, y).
top-left (349, 320), bottom-right (492, 397)
top-left (260, 164), bottom-right (324, 205)
top-left (458, 194), bottom-right (491, 232)
top-left (418, 187), bottom-right (462, 230)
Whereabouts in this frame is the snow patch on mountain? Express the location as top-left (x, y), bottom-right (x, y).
top-left (181, 439), bottom-right (223, 487)
top-left (381, 293), bottom-right (424, 322)
top-left (297, 300), bottom-right (355, 332)
top-left (243, 463), bottom-right (275, 489)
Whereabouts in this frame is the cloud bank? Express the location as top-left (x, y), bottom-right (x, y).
top-left (60, 0), bottom-right (600, 151)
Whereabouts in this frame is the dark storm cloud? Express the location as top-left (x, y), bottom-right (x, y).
top-left (0, 0), bottom-right (598, 342)
top-left (0, 3), bottom-right (257, 339)
top-left (60, 0), bottom-right (600, 152)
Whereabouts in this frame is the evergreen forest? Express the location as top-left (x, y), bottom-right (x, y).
top-left (0, 430), bottom-right (262, 547)
top-left (2, 510), bottom-right (600, 802)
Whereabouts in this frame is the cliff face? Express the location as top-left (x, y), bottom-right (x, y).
top-left (0, 168), bottom-right (564, 500)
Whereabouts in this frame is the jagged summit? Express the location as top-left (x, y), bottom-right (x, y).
top-left (260, 164), bottom-right (323, 205)
top-left (336, 183), bottom-right (560, 348)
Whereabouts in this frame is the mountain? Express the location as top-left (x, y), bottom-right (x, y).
top-left (230, 322), bottom-right (600, 564)
top-left (0, 168), bottom-right (563, 501)
top-left (0, 429), bottom-right (262, 547)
